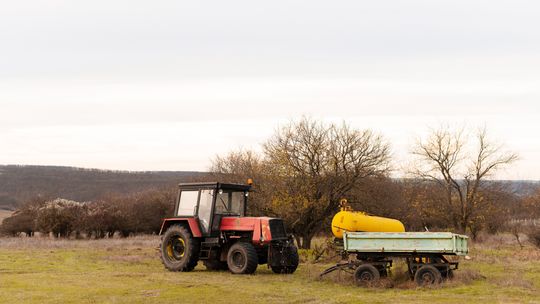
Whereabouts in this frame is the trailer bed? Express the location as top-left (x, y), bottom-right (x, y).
top-left (343, 232), bottom-right (469, 256)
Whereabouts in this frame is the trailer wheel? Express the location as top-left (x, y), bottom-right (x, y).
top-left (440, 268), bottom-right (454, 279)
top-left (414, 265), bottom-right (442, 286)
top-left (160, 225), bottom-right (200, 272)
top-left (377, 266), bottom-right (388, 277)
top-left (354, 264), bottom-right (380, 286)
top-left (227, 242), bottom-right (258, 274)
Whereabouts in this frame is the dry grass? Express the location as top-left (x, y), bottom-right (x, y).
top-left (450, 268), bottom-right (486, 285)
top-left (493, 274), bottom-right (536, 290)
top-left (0, 235), bottom-right (159, 249)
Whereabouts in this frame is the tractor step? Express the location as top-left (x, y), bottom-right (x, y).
top-left (199, 238), bottom-right (221, 259)
top-left (202, 238), bottom-right (220, 245)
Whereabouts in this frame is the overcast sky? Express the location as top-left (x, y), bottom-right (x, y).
top-left (1, 1), bottom-right (539, 179)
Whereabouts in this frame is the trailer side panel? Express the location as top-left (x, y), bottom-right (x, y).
top-left (344, 232), bottom-right (468, 256)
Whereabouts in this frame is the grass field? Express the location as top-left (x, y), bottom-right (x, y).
top-left (0, 235), bottom-right (539, 304)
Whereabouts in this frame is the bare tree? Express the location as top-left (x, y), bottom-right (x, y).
top-left (264, 119), bottom-right (391, 248)
top-left (521, 187), bottom-right (540, 220)
top-left (399, 179), bottom-right (452, 231)
top-left (211, 118), bottom-right (391, 249)
top-left (210, 150), bottom-right (273, 216)
top-left (211, 150), bottom-right (262, 180)
top-left (411, 126), bottom-right (518, 235)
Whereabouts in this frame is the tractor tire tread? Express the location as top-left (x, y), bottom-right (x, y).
top-left (227, 242), bottom-right (258, 274)
top-left (159, 225), bottom-right (200, 272)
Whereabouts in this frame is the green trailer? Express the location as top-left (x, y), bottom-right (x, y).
top-left (320, 231), bottom-right (469, 286)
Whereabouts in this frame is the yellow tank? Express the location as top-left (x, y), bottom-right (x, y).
top-left (331, 208), bottom-right (405, 239)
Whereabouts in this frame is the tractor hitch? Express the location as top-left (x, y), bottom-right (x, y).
top-left (268, 238), bottom-right (299, 268)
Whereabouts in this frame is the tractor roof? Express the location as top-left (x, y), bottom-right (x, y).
top-left (178, 182), bottom-right (251, 191)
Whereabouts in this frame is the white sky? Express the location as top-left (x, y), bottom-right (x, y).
top-left (1, 0), bottom-right (539, 179)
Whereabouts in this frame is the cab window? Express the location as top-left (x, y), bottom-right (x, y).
top-left (177, 191), bottom-right (199, 216)
top-left (215, 190), bottom-right (246, 216)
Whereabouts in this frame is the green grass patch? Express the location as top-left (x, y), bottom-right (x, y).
top-left (0, 237), bottom-right (538, 303)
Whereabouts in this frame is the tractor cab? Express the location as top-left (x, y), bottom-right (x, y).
top-left (174, 182), bottom-right (250, 236)
top-left (159, 181), bottom-right (299, 275)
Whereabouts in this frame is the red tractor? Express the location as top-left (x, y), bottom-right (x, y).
top-left (158, 182), bottom-right (299, 274)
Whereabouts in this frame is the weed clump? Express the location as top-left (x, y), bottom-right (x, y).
top-left (451, 269), bottom-right (486, 285)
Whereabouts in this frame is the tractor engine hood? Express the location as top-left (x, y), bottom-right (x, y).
top-left (220, 217), bottom-right (288, 243)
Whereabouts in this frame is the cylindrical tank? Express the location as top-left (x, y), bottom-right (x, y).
top-left (331, 210), bottom-right (405, 238)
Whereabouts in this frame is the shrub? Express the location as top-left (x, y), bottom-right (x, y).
top-left (0, 196), bottom-right (47, 236)
top-left (0, 188), bottom-right (176, 238)
top-left (527, 227), bottom-right (540, 248)
top-left (34, 199), bottom-right (86, 237)
top-left (0, 211), bottom-right (35, 236)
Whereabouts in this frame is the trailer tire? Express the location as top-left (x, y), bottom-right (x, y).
top-left (441, 268), bottom-right (454, 279)
top-left (414, 265), bottom-right (443, 286)
top-left (354, 264), bottom-right (380, 286)
top-left (227, 242), bottom-right (258, 274)
top-left (377, 266), bottom-right (388, 277)
top-left (160, 225), bottom-right (200, 272)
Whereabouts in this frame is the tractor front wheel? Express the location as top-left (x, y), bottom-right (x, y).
top-left (227, 242), bottom-right (258, 274)
top-left (160, 225), bottom-right (200, 272)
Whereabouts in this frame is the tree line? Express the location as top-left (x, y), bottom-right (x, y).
top-left (210, 118), bottom-right (538, 248)
top-left (0, 165), bottom-right (207, 210)
top-left (0, 189), bottom-right (175, 238)
top-left (1, 118), bottom-right (539, 248)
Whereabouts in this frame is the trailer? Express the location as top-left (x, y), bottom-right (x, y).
top-left (320, 231), bottom-right (469, 286)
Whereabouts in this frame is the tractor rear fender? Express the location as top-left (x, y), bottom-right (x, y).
top-left (159, 218), bottom-right (202, 237)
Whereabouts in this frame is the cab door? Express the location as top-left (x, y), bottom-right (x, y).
top-left (197, 189), bottom-right (214, 235)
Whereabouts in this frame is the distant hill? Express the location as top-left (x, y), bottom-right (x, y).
top-left (1, 165), bottom-right (538, 211)
top-left (0, 165), bottom-right (210, 210)
top-left (499, 180), bottom-right (540, 196)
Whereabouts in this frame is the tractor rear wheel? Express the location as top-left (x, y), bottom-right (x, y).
top-left (227, 242), bottom-right (258, 274)
top-left (160, 225), bottom-right (200, 272)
